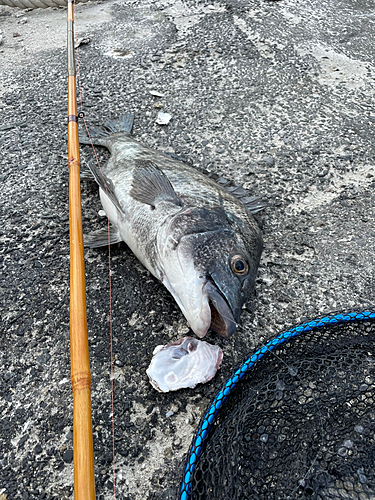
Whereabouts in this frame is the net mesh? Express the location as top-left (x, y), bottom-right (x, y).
top-left (180, 311), bottom-right (375, 500)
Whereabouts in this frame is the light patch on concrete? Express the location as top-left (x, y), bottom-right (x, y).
top-left (233, 15), bottom-right (285, 60)
top-left (279, 7), bottom-right (302, 26)
top-left (0, 0), bottom-right (113, 94)
top-left (287, 162), bottom-right (375, 214)
top-left (103, 47), bottom-right (134, 59)
top-left (110, 400), bottom-right (201, 500)
top-left (298, 44), bottom-right (372, 89)
top-left (164, 1), bottom-right (226, 37)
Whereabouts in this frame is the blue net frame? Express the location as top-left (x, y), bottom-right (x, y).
top-left (179, 310), bottom-right (375, 500)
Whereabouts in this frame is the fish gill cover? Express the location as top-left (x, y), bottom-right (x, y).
top-left (181, 311), bottom-right (375, 500)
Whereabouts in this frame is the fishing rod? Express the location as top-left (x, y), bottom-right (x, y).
top-left (67, 0), bottom-right (96, 497)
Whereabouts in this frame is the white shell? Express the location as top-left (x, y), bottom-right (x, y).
top-left (156, 112), bottom-right (172, 125)
top-left (146, 337), bottom-right (223, 392)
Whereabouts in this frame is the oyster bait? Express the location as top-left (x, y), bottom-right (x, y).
top-left (146, 337), bottom-right (223, 392)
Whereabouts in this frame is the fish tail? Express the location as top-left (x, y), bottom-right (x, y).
top-left (79, 113), bottom-right (134, 146)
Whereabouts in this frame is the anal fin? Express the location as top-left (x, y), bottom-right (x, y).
top-left (84, 226), bottom-right (122, 248)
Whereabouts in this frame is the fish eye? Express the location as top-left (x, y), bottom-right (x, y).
top-left (230, 255), bottom-right (249, 276)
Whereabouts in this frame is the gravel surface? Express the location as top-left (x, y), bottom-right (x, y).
top-left (1, 0), bottom-right (374, 498)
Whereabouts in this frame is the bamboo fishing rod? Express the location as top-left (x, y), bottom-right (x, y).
top-left (67, 0), bottom-right (96, 497)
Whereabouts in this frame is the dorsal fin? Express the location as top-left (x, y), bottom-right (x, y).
top-left (201, 169), bottom-right (267, 214)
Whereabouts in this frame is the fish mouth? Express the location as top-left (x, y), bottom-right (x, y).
top-left (204, 281), bottom-right (237, 337)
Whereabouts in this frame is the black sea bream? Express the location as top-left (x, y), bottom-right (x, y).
top-left (81, 114), bottom-right (264, 338)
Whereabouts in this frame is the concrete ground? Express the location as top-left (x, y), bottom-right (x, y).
top-left (0, 0), bottom-right (374, 498)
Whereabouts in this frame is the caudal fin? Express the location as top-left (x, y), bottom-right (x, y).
top-left (79, 113), bottom-right (135, 146)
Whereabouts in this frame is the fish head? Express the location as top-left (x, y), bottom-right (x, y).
top-left (159, 206), bottom-right (263, 338)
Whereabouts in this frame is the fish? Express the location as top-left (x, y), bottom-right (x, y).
top-left (146, 337), bottom-right (223, 392)
top-left (80, 113), bottom-right (264, 338)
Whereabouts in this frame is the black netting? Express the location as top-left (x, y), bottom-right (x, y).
top-left (183, 315), bottom-right (375, 500)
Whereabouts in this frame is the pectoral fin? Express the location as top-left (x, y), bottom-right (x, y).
top-left (84, 226), bottom-right (122, 248)
top-left (130, 162), bottom-right (182, 209)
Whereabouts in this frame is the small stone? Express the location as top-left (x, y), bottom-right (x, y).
top-left (156, 112), bottom-right (171, 125)
top-left (13, 32), bottom-right (21, 38)
top-left (173, 437), bottom-right (182, 448)
top-left (18, 434), bottom-right (29, 448)
top-left (34, 444), bottom-right (43, 454)
top-left (75, 37), bottom-right (90, 49)
top-left (0, 124), bottom-right (15, 131)
top-left (3, 371), bottom-right (14, 381)
top-left (318, 169), bottom-right (329, 177)
top-left (264, 157), bottom-right (275, 167)
top-left (63, 449), bottom-right (73, 463)
top-left (150, 90), bottom-right (164, 97)
top-left (36, 353), bottom-right (51, 364)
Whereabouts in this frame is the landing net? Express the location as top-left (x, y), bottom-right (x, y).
top-left (180, 310), bottom-right (375, 500)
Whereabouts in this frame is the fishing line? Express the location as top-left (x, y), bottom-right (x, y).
top-left (73, 1), bottom-right (117, 496)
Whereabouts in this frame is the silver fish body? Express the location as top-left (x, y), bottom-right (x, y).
top-left (82, 114), bottom-right (263, 338)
